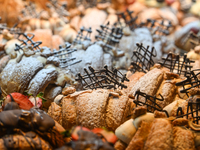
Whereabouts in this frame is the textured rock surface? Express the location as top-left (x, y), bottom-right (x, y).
top-left (118, 28), bottom-right (153, 68)
top-left (70, 44), bottom-right (110, 75)
top-left (43, 85), bottom-right (62, 108)
top-left (28, 68), bottom-right (58, 96)
top-left (153, 41), bottom-right (163, 61)
top-left (120, 28), bottom-right (153, 57)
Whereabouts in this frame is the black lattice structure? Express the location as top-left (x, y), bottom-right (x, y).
top-left (73, 26), bottom-right (92, 45)
top-left (133, 90), bottom-right (165, 113)
top-left (46, 0), bottom-right (69, 23)
top-left (176, 69), bottom-right (200, 97)
top-left (130, 43), bottom-right (156, 73)
top-left (76, 0), bottom-right (111, 8)
top-left (95, 22), bottom-right (123, 55)
top-left (76, 65), bottom-right (129, 90)
top-left (176, 97), bottom-right (200, 124)
top-left (52, 42), bottom-right (82, 68)
top-left (14, 33), bottom-right (42, 52)
top-left (21, 2), bottom-right (41, 19)
top-left (117, 9), bottom-right (139, 30)
top-left (159, 52), bottom-right (194, 76)
top-left (144, 19), bottom-right (172, 36)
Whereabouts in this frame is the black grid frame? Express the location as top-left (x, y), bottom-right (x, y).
top-left (76, 65), bottom-right (129, 90)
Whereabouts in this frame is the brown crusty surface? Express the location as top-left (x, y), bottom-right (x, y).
top-left (62, 96), bottom-right (77, 130)
top-left (106, 94), bottom-right (129, 131)
top-left (173, 126), bottom-right (196, 150)
top-left (154, 110), bottom-right (167, 118)
top-left (75, 89), bottom-right (110, 129)
top-left (129, 68), bottom-right (164, 103)
top-left (156, 80), bottom-right (177, 108)
top-left (170, 100), bottom-right (188, 117)
top-left (48, 102), bottom-right (62, 125)
top-left (124, 72), bottom-right (145, 95)
top-left (144, 118), bottom-right (173, 150)
top-left (114, 140), bottom-right (127, 150)
top-left (126, 121), bottom-right (152, 150)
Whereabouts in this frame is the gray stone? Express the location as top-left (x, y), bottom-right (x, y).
top-left (133, 28), bottom-right (153, 48)
top-left (113, 53), bottom-right (132, 70)
top-left (43, 85), bottom-right (62, 109)
top-left (103, 53), bottom-right (112, 69)
top-left (119, 33), bottom-right (135, 56)
top-left (70, 44), bottom-right (105, 75)
top-left (82, 40), bottom-right (92, 50)
top-left (41, 47), bottom-right (52, 58)
top-left (28, 68), bottom-right (58, 96)
top-left (46, 56), bottom-right (60, 67)
top-left (153, 41), bottom-right (163, 61)
top-left (45, 86), bottom-right (62, 101)
top-left (119, 28), bottom-right (153, 58)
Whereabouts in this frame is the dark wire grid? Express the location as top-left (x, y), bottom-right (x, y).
top-left (159, 52), bottom-right (194, 76)
top-left (176, 98), bottom-right (200, 124)
top-left (76, 65), bottom-right (129, 90)
top-left (52, 42), bottom-right (82, 68)
top-left (133, 90), bottom-right (164, 113)
top-left (73, 26), bottom-right (92, 45)
top-left (176, 69), bottom-right (200, 97)
top-left (130, 43), bottom-right (157, 73)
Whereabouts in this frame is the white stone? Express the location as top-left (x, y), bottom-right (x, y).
top-left (69, 44), bottom-right (104, 75)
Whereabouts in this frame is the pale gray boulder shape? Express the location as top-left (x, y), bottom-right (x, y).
top-left (27, 68), bottom-right (58, 96)
top-left (132, 28), bottom-right (153, 51)
top-left (43, 85), bottom-right (62, 109)
top-left (119, 28), bottom-right (153, 57)
top-left (0, 57), bottom-right (44, 94)
top-left (118, 28), bottom-right (153, 69)
top-left (40, 46), bottom-right (52, 58)
top-left (69, 44), bottom-right (112, 75)
top-left (46, 56), bottom-right (60, 67)
top-left (153, 40), bottom-right (163, 61)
